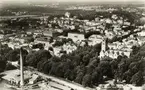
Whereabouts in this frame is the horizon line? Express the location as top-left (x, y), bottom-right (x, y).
top-left (1, 0), bottom-right (144, 3)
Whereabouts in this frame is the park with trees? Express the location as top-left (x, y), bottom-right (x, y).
top-left (24, 43), bottom-right (144, 87)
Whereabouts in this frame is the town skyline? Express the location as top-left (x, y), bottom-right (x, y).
top-left (0, 1), bottom-right (145, 90)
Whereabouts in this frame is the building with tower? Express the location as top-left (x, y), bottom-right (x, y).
top-left (99, 37), bottom-right (132, 59)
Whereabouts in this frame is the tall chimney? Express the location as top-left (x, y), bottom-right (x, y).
top-left (20, 47), bottom-right (24, 86)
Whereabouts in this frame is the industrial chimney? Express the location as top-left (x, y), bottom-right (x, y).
top-left (20, 47), bottom-right (24, 86)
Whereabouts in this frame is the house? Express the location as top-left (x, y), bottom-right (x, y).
top-left (111, 14), bottom-right (118, 20)
top-left (15, 36), bottom-right (34, 44)
top-left (43, 30), bottom-right (53, 37)
top-left (26, 31), bottom-right (33, 35)
top-left (26, 30), bottom-right (42, 35)
top-left (117, 19), bottom-right (124, 25)
top-left (4, 34), bottom-right (16, 38)
top-left (34, 30), bottom-right (43, 35)
top-left (137, 30), bottom-right (145, 36)
top-left (113, 26), bottom-right (122, 31)
top-left (108, 43), bottom-right (118, 50)
top-left (124, 40), bottom-right (138, 48)
top-left (63, 43), bottom-right (77, 54)
top-left (105, 30), bottom-right (116, 39)
top-left (34, 37), bottom-right (51, 49)
top-left (105, 18), bottom-right (112, 24)
top-left (52, 42), bottom-right (77, 57)
top-left (124, 21), bottom-right (131, 26)
top-left (7, 42), bottom-right (19, 49)
top-left (65, 12), bottom-right (70, 18)
top-left (58, 35), bottom-right (68, 39)
top-left (53, 47), bottom-right (63, 56)
top-left (95, 17), bottom-right (100, 22)
top-left (0, 34), bottom-right (4, 39)
top-left (137, 36), bottom-right (145, 45)
top-left (67, 32), bottom-right (85, 42)
top-left (69, 25), bottom-right (75, 30)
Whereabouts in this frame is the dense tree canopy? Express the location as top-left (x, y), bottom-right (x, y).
top-left (25, 41), bottom-right (145, 87)
top-left (26, 49), bottom-right (52, 68)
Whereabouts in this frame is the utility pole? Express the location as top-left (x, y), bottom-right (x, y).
top-left (20, 47), bottom-right (24, 86)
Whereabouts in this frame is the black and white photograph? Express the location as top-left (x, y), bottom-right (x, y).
top-left (0, 0), bottom-right (145, 90)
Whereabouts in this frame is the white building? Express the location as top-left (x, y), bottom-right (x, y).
top-left (124, 21), bottom-right (131, 26)
top-left (68, 32), bottom-right (85, 42)
top-left (105, 30), bottom-right (115, 39)
top-left (53, 47), bottom-right (62, 56)
top-left (105, 18), bottom-right (112, 24)
top-left (137, 30), bottom-right (145, 36)
top-left (34, 37), bottom-right (51, 49)
top-left (111, 14), bottom-right (118, 20)
top-left (65, 12), bottom-right (70, 18)
top-left (63, 43), bottom-right (77, 54)
top-left (137, 36), bottom-right (145, 46)
top-left (0, 34), bottom-right (4, 39)
top-left (43, 31), bottom-right (53, 37)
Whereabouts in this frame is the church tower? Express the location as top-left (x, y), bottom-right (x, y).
top-left (101, 37), bottom-right (107, 52)
top-left (99, 37), bottom-right (107, 59)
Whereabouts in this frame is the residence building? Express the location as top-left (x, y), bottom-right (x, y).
top-left (67, 32), bottom-right (85, 42)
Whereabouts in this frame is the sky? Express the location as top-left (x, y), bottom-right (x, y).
top-left (0, 0), bottom-right (144, 3)
top-left (0, 0), bottom-right (144, 5)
